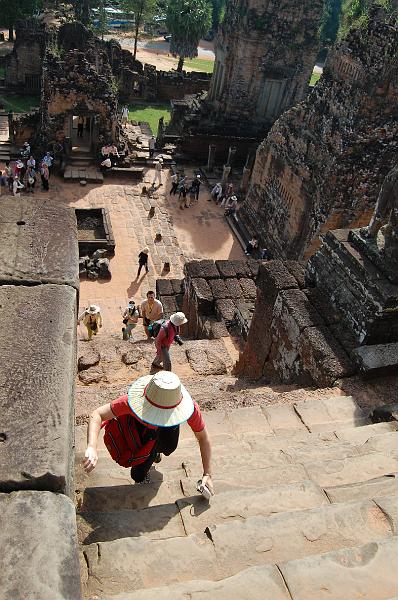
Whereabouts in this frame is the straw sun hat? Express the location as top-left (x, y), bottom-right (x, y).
top-left (128, 372), bottom-right (194, 427)
top-left (87, 304), bottom-right (100, 314)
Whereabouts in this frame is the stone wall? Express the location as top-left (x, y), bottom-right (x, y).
top-left (5, 19), bottom-right (46, 93)
top-left (0, 197), bottom-right (81, 598)
top-left (239, 10), bottom-right (398, 260)
top-left (235, 261), bottom-right (355, 386)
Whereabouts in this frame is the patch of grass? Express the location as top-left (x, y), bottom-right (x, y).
top-left (183, 57), bottom-right (214, 73)
top-left (128, 102), bottom-right (171, 135)
top-left (0, 94), bottom-right (40, 113)
top-left (310, 72), bottom-right (321, 87)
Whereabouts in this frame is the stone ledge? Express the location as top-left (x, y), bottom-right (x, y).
top-left (0, 491), bottom-right (81, 600)
top-left (0, 197), bottom-right (79, 289)
top-left (0, 284), bottom-right (77, 496)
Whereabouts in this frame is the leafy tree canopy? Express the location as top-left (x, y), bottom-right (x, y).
top-left (166, 0), bottom-right (212, 62)
top-left (0, 0), bottom-right (43, 34)
top-left (319, 0), bottom-right (342, 46)
top-left (339, 0), bottom-right (398, 37)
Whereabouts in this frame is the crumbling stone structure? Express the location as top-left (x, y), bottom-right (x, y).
top-left (239, 9), bottom-right (398, 260)
top-left (40, 21), bottom-right (119, 150)
top-left (167, 0), bottom-right (322, 161)
top-left (5, 19), bottom-right (46, 94)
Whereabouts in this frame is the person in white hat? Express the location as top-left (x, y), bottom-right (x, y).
top-left (83, 371), bottom-right (214, 494)
top-left (78, 304), bottom-right (103, 341)
top-left (152, 312), bottom-right (187, 371)
top-left (153, 156), bottom-right (163, 186)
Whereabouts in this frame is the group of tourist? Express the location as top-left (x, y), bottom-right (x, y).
top-left (99, 142), bottom-right (123, 173)
top-left (169, 172), bottom-right (202, 209)
top-left (78, 289), bottom-right (186, 372)
top-left (1, 144), bottom-right (53, 196)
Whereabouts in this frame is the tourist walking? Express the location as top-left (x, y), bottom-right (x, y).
top-left (14, 159), bottom-right (24, 179)
top-left (136, 247), bottom-right (149, 278)
top-left (210, 182), bottom-right (222, 203)
top-left (40, 162), bottom-right (50, 191)
top-left (77, 115), bottom-right (84, 138)
top-left (5, 161), bottom-right (13, 191)
top-left (152, 312), bottom-right (187, 372)
top-left (221, 183), bottom-right (234, 207)
top-left (148, 135), bottom-right (156, 158)
top-left (191, 174), bottom-right (201, 201)
top-left (12, 176), bottom-right (24, 197)
top-left (21, 141), bottom-right (30, 158)
top-left (152, 157), bottom-right (163, 186)
top-left (141, 291), bottom-right (163, 339)
top-left (121, 105), bottom-right (129, 128)
top-left (83, 370), bottom-right (214, 494)
top-left (122, 299), bottom-right (139, 340)
top-left (42, 152), bottom-right (54, 176)
top-left (26, 156), bottom-right (36, 169)
top-left (78, 305), bottom-right (103, 341)
top-left (24, 166), bottom-right (36, 193)
top-left (170, 172), bottom-right (179, 195)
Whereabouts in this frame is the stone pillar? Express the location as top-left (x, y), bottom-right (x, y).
top-left (221, 165), bottom-right (231, 185)
top-left (226, 145), bottom-right (236, 167)
top-left (240, 150), bottom-right (254, 192)
top-left (207, 144), bottom-right (216, 172)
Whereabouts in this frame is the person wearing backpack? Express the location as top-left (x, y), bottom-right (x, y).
top-left (152, 312), bottom-right (187, 371)
top-left (83, 370), bottom-right (214, 494)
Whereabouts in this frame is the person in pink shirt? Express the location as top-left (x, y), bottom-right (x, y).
top-left (152, 311), bottom-right (187, 371)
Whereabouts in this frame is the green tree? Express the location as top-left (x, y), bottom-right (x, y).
top-left (122, 0), bottom-right (157, 61)
top-left (339, 0), bottom-right (398, 37)
top-left (211, 0), bottom-right (226, 31)
top-left (74, 0), bottom-right (91, 25)
top-left (319, 0), bottom-right (342, 47)
top-left (0, 0), bottom-right (42, 40)
top-left (166, 0), bottom-right (212, 71)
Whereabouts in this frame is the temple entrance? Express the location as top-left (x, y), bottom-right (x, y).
top-left (71, 114), bottom-right (93, 152)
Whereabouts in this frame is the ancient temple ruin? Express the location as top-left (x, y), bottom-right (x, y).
top-left (239, 8), bottom-right (398, 260)
top-left (167, 0), bottom-right (322, 161)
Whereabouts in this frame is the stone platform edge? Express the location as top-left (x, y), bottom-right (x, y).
top-left (0, 199), bottom-right (82, 600)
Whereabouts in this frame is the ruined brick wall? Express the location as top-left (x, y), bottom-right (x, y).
top-left (235, 261), bottom-right (355, 386)
top-left (5, 19), bottom-right (46, 93)
top-left (239, 11), bottom-right (398, 260)
top-left (207, 0), bottom-right (322, 134)
top-left (40, 22), bottom-right (119, 146)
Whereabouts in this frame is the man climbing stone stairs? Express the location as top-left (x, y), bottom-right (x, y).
top-left (76, 393), bottom-right (398, 599)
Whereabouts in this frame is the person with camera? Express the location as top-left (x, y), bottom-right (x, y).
top-left (78, 304), bottom-right (103, 341)
top-left (83, 370), bottom-right (214, 496)
top-left (152, 312), bottom-right (187, 371)
top-left (122, 299), bottom-right (139, 340)
top-left (141, 291), bottom-right (163, 340)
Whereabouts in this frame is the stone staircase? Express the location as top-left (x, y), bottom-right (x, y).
top-left (76, 393), bottom-right (398, 599)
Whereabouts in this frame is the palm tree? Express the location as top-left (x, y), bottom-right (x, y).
top-left (166, 0), bottom-right (212, 72)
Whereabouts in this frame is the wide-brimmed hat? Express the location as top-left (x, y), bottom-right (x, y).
top-left (170, 312), bottom-right (188, 326)
top-left (142, 247), bottom-right (149, 253)
top-left (128, 372), bottom-right (194, 427)
top-left (87, 304), bottom-right (100, 314)
top-left (158, 156), bottom-right (163, 163)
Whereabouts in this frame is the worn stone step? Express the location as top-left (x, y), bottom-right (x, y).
top-left (87, 559), bottom-right (289, 599)
top-left (293, 394), bottom-right (370, 432)
top-left (177, 480), bottom-right (328, 535)
top-left (78, 501), bottom-right (185, 545)
top-left (356, 431), bottom-right (398, 458)
top-left (304, 453), bottom-right (398, 488)
top-left (279, 536), bottom-right (398, 599)
top-left (245, 435), bottom-right (359, 463)
top-left (208, 496), bottom-right (398, 577)
top-left (334, 421), bottom-right (398, 444)
top-left (325, 474), bottom-right (398, 503)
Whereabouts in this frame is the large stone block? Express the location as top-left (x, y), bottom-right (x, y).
top-left (257, 261), bottom-right (298, 306)
top-left (224, 278), bottom-right (243, 299)
top-left (352, 342), bottom-right (398, 376)
top-left (0, 284), bottom-right (77, 495)
top-left (284, 260), bottom-right (306, 288)
top-left (0, 491), bottom-right (81, 600)
top-left (298, 325), bottom-right (355, 387)
top-left (215, 260), bottom-right (237, 278)
top-left (215, 299), bottom-right (237, 323)
top-left (208, 278), bottom-right (229, 300)
top-left (184, 260), bottom-right (219, 280)
top-left (190, 278), bottom-right (214, 315)
top-left (239, 278), bottom-right (257, 299)
top-left (156, 278), bottom-right (174, 296)
top-left (0, 197), bottom-right (79, 289)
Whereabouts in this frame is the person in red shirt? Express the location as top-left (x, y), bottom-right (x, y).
top-left (152, 311), bottom-right (187, 371)
top-left (83, 371), bottom-right (214, 495)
